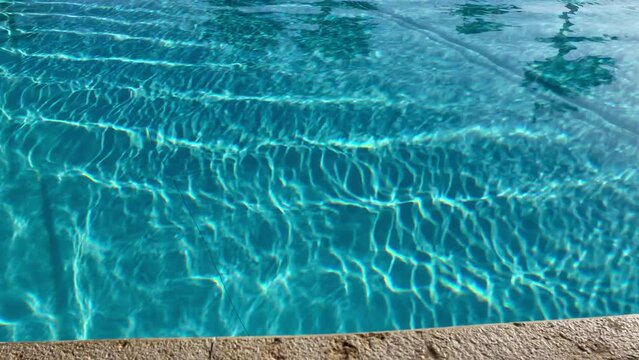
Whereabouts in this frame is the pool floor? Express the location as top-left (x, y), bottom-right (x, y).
top-left (0, 0), bottom-right (638, 341)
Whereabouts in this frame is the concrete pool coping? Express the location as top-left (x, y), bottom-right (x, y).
top-left (1, 315), bottom-right (638, 359)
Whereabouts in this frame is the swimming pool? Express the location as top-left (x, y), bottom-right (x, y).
top-left (1, 0), bottom-right (638, 341)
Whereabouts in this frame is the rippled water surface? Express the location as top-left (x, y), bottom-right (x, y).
top-left (1, 0), bottom-right (638, 341)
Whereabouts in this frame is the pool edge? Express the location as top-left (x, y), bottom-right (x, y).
top-left (2, 314), bottom-right (638, 359)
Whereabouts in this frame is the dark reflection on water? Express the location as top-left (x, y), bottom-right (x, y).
top-left (450, 1), bottom-right (617, 96)
top-left (451, 3), bottom-right (520, 34)
top-left (524, 2), bottom-right (616, 96)
top-left (200, 1), bottom-right (286, 53)
top-left (451, 1), bottom-right (618, 121)
top-left (196, 0), bottom-right (378, 62)
top-left (293, 0), bottom-right (377, 61)
top-left (0, 1), bottom-right (17, 46)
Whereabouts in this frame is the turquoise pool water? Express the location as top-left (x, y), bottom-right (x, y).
top-left (1, 0), bottom-right (638, 341)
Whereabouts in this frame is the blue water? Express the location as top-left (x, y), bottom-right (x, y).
top-left (1, 0), bottom-right (638, 341)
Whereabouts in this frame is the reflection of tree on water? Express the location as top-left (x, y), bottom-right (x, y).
top-left (294, 0), bottom-right (377, 61)
top-left (450, 2), bottom-right (618, 120)
top-left (199, 0), bottom-right (377, 62)
top-left (200, 0), bottom-right (285, 53)
top-left (524, 2), bottom-right (616, 96)
top-left (0, 1), bottom-right (17, 46)
top-left (452, 3), bottom-right (520, 34)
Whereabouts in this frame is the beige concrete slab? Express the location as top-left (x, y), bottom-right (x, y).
top-left (2, 315), bottom-right (639, 359)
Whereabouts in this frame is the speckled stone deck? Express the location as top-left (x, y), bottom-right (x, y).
top-left (2, 315), bottom-right (639, 359)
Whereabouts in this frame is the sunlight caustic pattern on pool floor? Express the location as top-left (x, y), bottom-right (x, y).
top-left (0, 0), bottom-right (638, 341)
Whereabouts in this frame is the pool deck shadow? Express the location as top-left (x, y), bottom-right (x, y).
top-left (1, 315), bottom-right (638, 359)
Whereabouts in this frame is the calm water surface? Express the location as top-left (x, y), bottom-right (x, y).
top-left (0, 0), bottom-right (638, 341)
